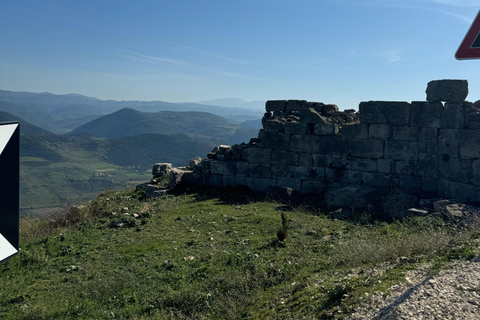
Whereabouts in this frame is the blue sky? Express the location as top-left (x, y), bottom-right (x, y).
top-left (0, 0), bottom-right (478, 110)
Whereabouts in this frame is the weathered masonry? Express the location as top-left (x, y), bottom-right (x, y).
top-left (184, 80), bottom-right (480, 204)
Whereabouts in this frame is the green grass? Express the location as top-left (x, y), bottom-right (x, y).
top-left (2, 186), bottom-right (479, 319)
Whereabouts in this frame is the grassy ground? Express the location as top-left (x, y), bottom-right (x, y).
top-left (1, 185), bottom-right (479, 319)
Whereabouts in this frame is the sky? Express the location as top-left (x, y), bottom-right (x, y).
top-left (0, 0), bottom-right (479, 110)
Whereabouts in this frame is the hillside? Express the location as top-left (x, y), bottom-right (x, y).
top-left (70, 108), bottom-right (256, 144)
top-left (20, 133), bottom-right (215, 215)
top-left (0, 90), bottom-right (264, 130)
top-left (1, 186), bottom-right (479, 319)
top-left (0, 111), bottom-right (53, 135)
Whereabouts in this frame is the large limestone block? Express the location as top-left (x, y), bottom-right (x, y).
top-left (392, 126), bottom-right (420, 141)
top-left (301, 180), bottom-right (327, 194)
top-left (168, 168), bottom-right (186, 188)
top-left (203, 175), bottom-right (223, 187)
top-left (249, 164), bottom-right (272, 179)
top-left (242, 147), bottom-right (272, 164)
top-left (324, 186), bottom-right (378, 211)
top-left (441, 103), bottom-right (467, 129)
top-left (300, 108), bottom-right (327, 124)
top-left (263, 119), bottom-right (285, 133)
top-left (426, 79), bottom-right (468, 102)
top-left (245, 178), bottom-right (276, 192)
top-left (339, 124), bottom-right (355, 138)
top-left (438, 129), bottom-right (460, 158)
top-left (385, 141), bottom-right (419, 161)
top-left (437, 179), bottom-right (477, 203)
top-left (271, 165), bottom-right (296, 178)
top-left (398, 175), bottom-right (422, 193)
top-left (419, 127), bottom-right (438, 154)
top-left (348, 139), bottom-right (384, 159)
top-left (272, 150), bottom-right (299, 166)
top-left (266, 100), bottom-right (286, 112)
top-left (152, 163), bottom-right (172, 178)
top-left (351, 158), bottom-right (377, 172)
top-left (395, 160), bottom-right (414, 175)
top-left (354, 124), bottom-right (368, 139)
top-left (414, 153), bottom-right (439, 178)
top-left (438, 157), bottom-right (472, 184)
top-left (258, 130), bottom-right (290, 150)
top-left (223, 176), bottom-right (246, 187)
top-left (359, 101), bottom-right (387, 124)
top-left (284, 122), bottom-right (308, 135)
top-left (459, 129), bottom-right (480, 158)
top-left (362, 172), bottom-right (390, 187)
top-left (210, 161), bottom-right (236, 176)
top-left (295, 166), bottom-right (325, 180)
top-left (286, 100), bottom-right (307, 112)
top-left (236, 161), bottom-right (249, 177)
top-left (369, 124), bottom-right (392, 140)
top-left (410, 101), bottom-right (443, 128)
top-left (314, 123), bottom-right (338, 136)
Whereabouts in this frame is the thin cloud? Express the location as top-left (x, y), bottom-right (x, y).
top-left (174, 45), bottom-right (251, 65)
top-left (419, 0), bottom-right (480, 6)
top-left (124, 51), bottom-right (188, 66)
top-left (383, 51), bottom-right (402, 64)
top-left (0, 12), bottom-right (78, 39)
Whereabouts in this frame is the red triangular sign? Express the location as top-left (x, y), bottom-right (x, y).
top-left (456, 10), bottom-right (480, 60)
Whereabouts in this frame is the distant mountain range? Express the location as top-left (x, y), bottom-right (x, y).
top-left (0, 89), bottom-right (264, 215)
top-left (0, 89), bottom-right (264, 133)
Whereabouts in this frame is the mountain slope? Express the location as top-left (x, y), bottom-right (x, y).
top-left (69, 108), bottom-right (255, 144)
top-left (0, 111), bottom-right (53, 135)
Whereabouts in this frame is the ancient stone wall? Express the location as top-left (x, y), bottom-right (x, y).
top-left (184, 80), bottom-right (480, 204)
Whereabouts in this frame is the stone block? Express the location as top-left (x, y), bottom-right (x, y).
top-left (348, 139), bottom-right (384, 158)
top-left (399, 175), bottom-right (422, 193)
top-left (377, 159), bottom-right (394, 174)
top-left (352, 124), bottom-right (367, 140)
top-left (236, 162), bottom-right (249, 177)
top-left (414, 153), bottom-right (439, 178)
top-left (284, 122), bottom-right (308, 135)
top-left (299, 153), bottom-right (313, 166)
top-left (437, 179), bottom-right (477, 203)
top-left (359, 101), bottom-right (387, 124)
top-left (290, 135), bottom-right (347, 155)
top-left (301, 180), bottom-right (327, 194)
top-left (392, 126), bottom-right (420, 141)
top-left (271, 165), bottom-right (296, 178)
top-left (152, 163), bottom-right (173, 178)
top-left (362, 172), bottom-right (389, 187)
top-left (395, 160), bottom-right (414, 175)
top-left (258, 130), bottom-right (290, 150)
top-left (203, 175), bottom-right (223, 187)
top-left (286, 100), bottom-right (307, 112)
top-left (223, 176), bottom-right (246, 187)
top-left (266, 100), bottom-right (287, 112)
top-left (276, 177), bottom-right (302, 191)
top-left (295, 166), bottom-right (325, 180)
top-left (426, 79), bottom-right (468, 102)
top-left (438, 129), bottom-right (460, 158)
top-left (210, 161), bottom-right (236, 176)
top-left (263, 119), bottom-right (285, 133)
top-left (249, 164), bottom-right (272, 179)
top-left (184, 172), bottom-right (203, 185)
top-left (385, 141), bottom-right (419, 161)
top-left (300, 108), bottom-right (327, 123)
top-left (340, 124), bottom-right (355, 138)
top-left (202, 160), bottom-right (211, 174)
top-left (245, 178), bottom-right (276, 192)
top-left (376, 101), bottom-right (411, 126)
top-left (441, 103), bottom-right (467, 129)
top-left (459, 129), bottom-right (480, 158)
top-left (422, 177), bottom-right (437, 193)
top-left (351, 158), bottom-right (377, 171)
top-left (438, 157), bottom-right (472, 184)
top-left (325, 168), bottom-right (348, 183)
top-left (331, 155), bottom-right (352, 169)
top-left (313, 154), bottom-right (332, 167)
top-left (419, 128), bottom-right (438, 154)
top-left (472, 159), bottom-right (480, 186)
top-left (193, 163), bottom-right (203, 174)
top-left (345, 170), bottom-right (362, 185)
top-left (369, 124), bottom-right (392, 140)
top-left (242, 147), bottom-right (272, 164)
top-left (272, 150), bottom-right (298, 166)
top-left (410, 101), bottom-right (443, 128)
top-left (314, 123), bottom-right (337, 136)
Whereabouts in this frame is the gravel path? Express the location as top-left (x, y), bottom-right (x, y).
top-left (348, 259), bottom-right (480, 320)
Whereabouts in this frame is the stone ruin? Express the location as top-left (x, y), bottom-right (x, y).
top-left (144, 80), bottom-right (480, 222)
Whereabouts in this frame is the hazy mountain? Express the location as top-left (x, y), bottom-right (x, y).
top-left (0, 111), bottom-right (53, 135)
top-left (200, 98), bottom-right (266, 110)
top-left (42, 115), bottom-right (103, 134)
top-left (70, 108), bottom-right (257, 144)
top-left (238, 118), bottom-right (263, 129)
top-left (0, 90), bottom-right (264, 131)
